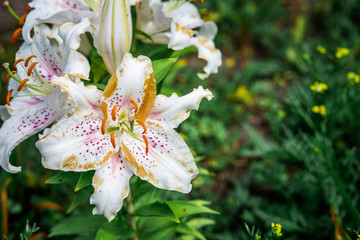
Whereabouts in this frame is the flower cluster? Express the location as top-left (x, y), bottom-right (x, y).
top-left (312, 105), bottom-right (326, 116)
top-left (1, 0), bottom-right (220, 221)
top-left (310, 81), bottom-right (328, 94)
top-left (271, 223), bottom-right (282, 237)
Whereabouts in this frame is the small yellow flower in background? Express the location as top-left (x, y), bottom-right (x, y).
top-left (335, 47), bottom-right (350, 58)
top-left (255, 233), bottom-right (261, 240)
top-left (316, 45), bottom-right (327, 54)
top-left (357, 234), bottom-right (360, 240)
top-left (225, 57), bottom-right (235, 68)
top-left (178, 58), bottom-right (188, 66)
top-left (277, 109), bottom-right (286, 118)
top-left (312, 105), bottom-right (326, 116)
top-left (271, 223), bottom-right (282, 237)
top-left (310, 81), bottom-right (328, 94)
top-left (347, 72), bottom-right (360, 84)
top-left (229, 85), bottom-right (254, 107)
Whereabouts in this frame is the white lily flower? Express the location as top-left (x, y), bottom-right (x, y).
top-left (136, 0), bottom-right (222, 79)
top-left (36, 53), bottom-right (213, 221)
top-left (96, 0), bottom-right (132, 73)
top-left (0, 20), bottom-right (92, 173)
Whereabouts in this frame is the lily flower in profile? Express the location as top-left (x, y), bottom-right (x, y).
top-left (36, 53), bottom-right (213, 221)
top-left (0, 19), bottom-right (94, 173)
top-left (136, 0), bottom-right (222, 79)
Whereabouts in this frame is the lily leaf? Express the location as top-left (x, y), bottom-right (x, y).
top-left (153, 57), bottom-right (178, 85)
top-left (166, 200), bottom-right (220, 218)
top-left (45, 172), bottom-right (79, 185)
top-left (75, 171), bottom-right (95, 192)
top-left (133, 201), bottom-right (180, 223)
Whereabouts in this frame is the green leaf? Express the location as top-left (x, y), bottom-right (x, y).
top-left (187, 218), bottom-right (215, 229)
top-left (153, 57), bottom-right (178, 85)
top-left (176, 223), bottom-right (206, 240)
top-left (166, 200), bottom-right (220, 218)
top-left (67, 190), bottom-right (92, 213)
top-left (95, 218), bottom-right (135, 240)
top-left (75, 171), bottom-right (95, 192)
top-left (49, 214), bottom-right (106, 237)
top-left (133, 201), bottom-right (180, 223)
top-left (45, 172), bottom-right (80, 185)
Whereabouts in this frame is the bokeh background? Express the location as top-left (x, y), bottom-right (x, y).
top-left (2, 0), bottom-right (360, 239)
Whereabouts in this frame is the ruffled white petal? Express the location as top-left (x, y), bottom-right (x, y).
top-left (36, 108), bottom-right (118, 171)
top-left (120, 123), bottom-right (198, 193)
top-left (59, 18), bottom-right (92, 50)
top-left (192, 36), bottom-right (222, 80)
top-left (23, 0), bottom-right (96, 42)
top-left (168, 21), bottom-right (194, 51)
top-left (163, 1), bottom-right (203, 29)
top-left (149, 86), bottom-right (213, 128)
top-left (90, 154), bottom-right (133, 221)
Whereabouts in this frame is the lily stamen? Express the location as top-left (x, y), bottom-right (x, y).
top-left (11, 28), bottom-right (22, 44)
top-left (17, 79), bottom-right (30, 91)
top-left (19, 13), bottom-right (27, 26)
top-left (110, 132), bottom-right (116, 148)
top-left (101, 117), bottom-right (107, 135)
top-left (25, 55), bottom-right (37, 67)
top-left (129, 99), bottom-right (138, 113)
top-left (142, 134), bottom-right (149, 154)
top-left (6, 89), bottom-right (13, 106)
top-left (27, 62), bottom-right (38, 76)
top-left (6, 74), bottom-right (10, 82)
top-left (111, 105), bottom-right (119, 121)
top-left (14, 58), bottom-right (24, 69)
top-left (136, 120), bottom-right (147, 134)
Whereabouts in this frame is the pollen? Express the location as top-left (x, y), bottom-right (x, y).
top-left (25, 55), bottom-right (37, 67)
top-left (136, 120), bottom-right (147, 134)
top-left (6, 89), bottom-right (13, 106)
top-left (110, 131), bottom-right (116, 148)
top-left (142, 134), bottom-right (149, 154)
top-left (27, 62), bottom-right (38, 76)
top-left (14, 58), bottom-right (24, 69)
top-left (11, 28), bottom-right (22, 44)
top-left (111, 104), bottom-right (119, 121)
top-left (17, 78), bottom-right (29, 91)
top-left (130, 98), bottom-right (138, 113)
top-left (101, 117), bottom-right (107, 135)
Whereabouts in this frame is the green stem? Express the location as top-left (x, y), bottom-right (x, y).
top-left (3, 2), bottom-right (20, 21)
top-left (127, 193), bottom-right (138, 240)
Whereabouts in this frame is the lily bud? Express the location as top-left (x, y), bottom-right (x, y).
top-left (98, 0), bottom-right (132, 73)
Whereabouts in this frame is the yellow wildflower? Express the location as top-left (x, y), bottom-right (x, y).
top-left (178, 58), bottom-right (188, 66)
top-left (310, 81), bottom-right (328, 94)
top-left (271, 223), bottom-right (282, 237)
top-left (335, 47), bottom-right (350, 58)
top-left (312, 105), bottom-right (326, 116)
top-left (229, 86), bottom-right (254, 106)
top-left (225, 57), bottom-right (235, 68)
top-left (347, 72), bottom-right (360, 84)
top-left (316, 45), bottom-right (327, 54)
top-left (357, 234), bottom-right (360, 240)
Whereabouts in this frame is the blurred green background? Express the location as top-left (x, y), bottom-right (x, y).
top-left (2, 0), bottom-right (360, 239)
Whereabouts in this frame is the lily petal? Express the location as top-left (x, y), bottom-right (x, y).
top-left (149, 86), bottom-right (213, 128)
top-left (90, 154), bottom-right (133, 221)
top-left (23, 0), bottom-right (96, 42)
top-left (36, 109), bottom-right (118, 171)
top-left (163, 1), bottom-right (203, 29)
top-left (0, 88), bottom-right (68, 173)
top-left (120, 123), bottom-right (198, 193)
top-left (168, 21), bottom-right (194, 51)
top-left (103, 53), bottom-right (156, 123)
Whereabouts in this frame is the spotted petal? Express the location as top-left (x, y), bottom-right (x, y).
top-left (149, 86), bottom-right (213, 128)
top-left (36, 108), bottom-right (118, 171)
top-left (90, 154), bottom-right (133, 221)
top-left (0, 88), bottom-right (68, 173)
top-left (121, 123), bottom-right (198, 193)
